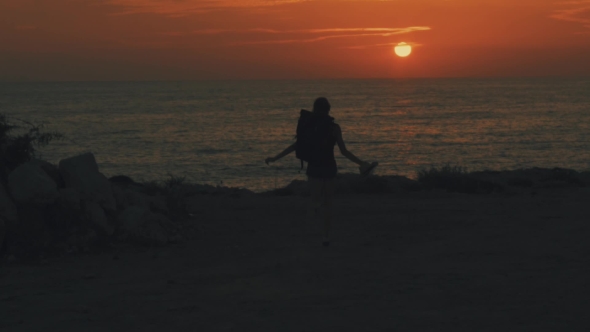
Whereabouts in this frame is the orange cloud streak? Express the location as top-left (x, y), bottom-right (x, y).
top-left (105, 0), bottom-right (310, 15)
top-left (227, 27), bottom-right (431, 45)
top-left (551, 0), bottom-right (590, 31)
top-left (190, 27), bottom-right (430, 35)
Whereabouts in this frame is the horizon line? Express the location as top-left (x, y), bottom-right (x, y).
top-left (2, 74), bottom-right (590, 84)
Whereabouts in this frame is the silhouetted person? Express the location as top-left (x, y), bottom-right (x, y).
top-left (266, 97), bottom-right (376, 246)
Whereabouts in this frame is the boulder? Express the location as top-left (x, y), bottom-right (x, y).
top-left (59, 153), bottom-right (116, 211)
top-left (84, 202), bottom-right (113, 236)
top-left (8, 162), bottom-right (59, 207)
top-left (125, 191), bottom-right (150, 209)
top-left (0, 182), bottom-right (18, 227)
top-left (14, 205), bottom-right (45, 236)
top-left (118, 206), bottom-right (168, 245)
top-left (149, 194), bottom-right (168, 215)
top-left (58, 187), bottom-right (81, 210)
top-left (112, 185), bottom-right (129, 210)
top-left (112, 186), bottom-right (168, 214)
top-left (30, 159), bottom-right (64, 188)
top-left (109, 175), bottom-right (142, 188)
top-left (112, 186), bottom-right (150, 210)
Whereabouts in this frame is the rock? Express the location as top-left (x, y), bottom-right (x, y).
top-left (30, 159), bottom-right (64, 188)
top-left (59, 153), bottom-right (116, 211)
top-left (0, 182), bottom-right (18, 227)
top-left (112, 186), bottom-right (168, 215)
top-left (149, 194), bottom-right (168, 215)
top-left (58, 188), bottom-right (81, 210)
top-left (84, 202), bottom-right (113, 236)
top-left (167, 234), bottom-right (182, 243)
top-left (66, 228), bottom-right (98, 249)
top-left (0, 217), bottom-right (6, 253)
top-left (126, 191), bottom-right (150, 209)
top-left (49, 196), bottom-right (84, 231)
top-left (109, 175), bottom-right (143, 187)
top-left (118, 206), bottom-right (150, 234)
top-left (112, 186), bottom-right (150, 210)
top-left (111, 186), bottom-right (128, 210)
top-left (153, 212), bottom-right (176, 234)
top-left (118, 206), bottom-right (168, 245)
top-left (8, 162), bottom-right (59, 207)
top-left (17, 206), bottom-right (44, 232)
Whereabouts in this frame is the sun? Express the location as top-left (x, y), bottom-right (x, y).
top-left (394, 42), bottom-right (412, 57)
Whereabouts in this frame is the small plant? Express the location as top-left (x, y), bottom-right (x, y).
top-left (141, 180), bottom-right (169, 196)
top-left (417, 164), bottom-right (468, 180)
top-left (164, 174), bottom-right (186, 189)
top-left (417, 164), bottom-right (500, 193)
top-left (542, 168), bottom-right (585, 186)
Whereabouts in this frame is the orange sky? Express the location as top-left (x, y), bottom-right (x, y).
top-left (1, 0), bottom-right (589, 81)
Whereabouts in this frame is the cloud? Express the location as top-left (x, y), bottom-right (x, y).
top-left (180, 26), bottom-right (431, 45)
top-left (342, 42), bottom-right (424, 50)
top-left (551, 1), bottom-right (590, 30)
top-left (159, 26), bottom-right (431, 44)
top-left (191, 28), bottom-right (428, 35)
top-left (104, 0), bottom-right (309, 16)
top-left (104, 0), bottom-right (406, 16)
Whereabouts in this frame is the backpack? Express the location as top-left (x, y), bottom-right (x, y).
top-left (295, 109), bottom-right (334, 170)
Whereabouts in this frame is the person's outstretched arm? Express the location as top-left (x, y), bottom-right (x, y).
top-left (266, 142), bottom-right (297, 164)
top-left (334, 124), bottom-right (368, 166)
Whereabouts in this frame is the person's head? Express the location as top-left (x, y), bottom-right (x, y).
top-left (313, 97), bottom-right (331, 115)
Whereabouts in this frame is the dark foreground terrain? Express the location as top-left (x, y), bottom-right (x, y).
top-left (2, 187), bottom-right (590, 331)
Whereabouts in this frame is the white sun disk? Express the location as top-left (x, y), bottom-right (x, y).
top-left (395, 42), bottom-right (412, 57)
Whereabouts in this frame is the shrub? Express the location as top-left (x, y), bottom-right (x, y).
top-left (417, 164), bottom-right (501, 194)
top-left (164, 174), bottom-right (186, 189)
top-left (542, 168), bottom-right (585, 187)
top-left (0, 114), bottom-right (63, 177)
top-left (141, 180), bottom-right (168, 196)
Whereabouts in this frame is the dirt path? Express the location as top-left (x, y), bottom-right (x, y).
top-left (2, 189), bottom-right (590, 331)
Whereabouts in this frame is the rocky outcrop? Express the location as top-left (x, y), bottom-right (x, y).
top-left (0, 217), bottom-right (6, 251)
top-left (149, 194), bottom-right (168, 215)
top-left (0, 182), bottom-right (18, 227)
top-left (112, 186), bottom-right (150, 210)
top-left (112, 185), bottom-right (169, 215)
top-left (59, 153), bottom-right (116, 211)
top-left (1, 153), bottom-right (211, 258)
top-left (58, 188), bottom-right (81, 210)
top-left (66, 228), bottom-right (97, 251)
top-left (8, 162), bottom-right (59, 207)
top-left (30, 159), bottom-right (64, 188)
top-left (118, 206), bottom-right (169, 245)
top-left (84, 201), bottom-right (113, 236)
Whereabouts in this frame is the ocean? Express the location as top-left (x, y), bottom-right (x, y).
top-left (2, 78), bottom-right (590, 192)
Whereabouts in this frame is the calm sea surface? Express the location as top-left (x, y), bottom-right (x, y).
top-left (2, 78), bottom-right (590, 192)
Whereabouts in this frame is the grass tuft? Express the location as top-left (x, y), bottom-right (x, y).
top-left (417, 164), bottom-right (501, 194)
top-left (164, 174), bottom-right (186, 189)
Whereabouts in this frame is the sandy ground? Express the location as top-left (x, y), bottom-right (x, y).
top-left (2, 188), bottom-right (590, 331)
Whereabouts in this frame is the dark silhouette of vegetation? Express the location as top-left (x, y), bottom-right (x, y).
top-left (418, 165), bottom-right (503, 194)
top-left (541, 168), bottom-right (585, 187)
top-left (506, 177), bottom-right (534, 187)
top-left (0, 114), bottom-right (63, 179)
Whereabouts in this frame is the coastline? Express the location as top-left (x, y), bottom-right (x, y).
top-left (261, 166), bottom-right (590, 196)
top-left (2, 167), bottom-right (589, 330)
top-left (3, 152), bottom-right (589, 261)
